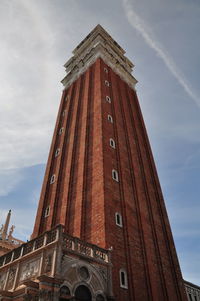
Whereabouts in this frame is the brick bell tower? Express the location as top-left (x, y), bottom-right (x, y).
top-left (29, 25), bottom-right (187, 300)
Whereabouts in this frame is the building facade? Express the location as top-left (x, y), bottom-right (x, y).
top-left (0, 210), bottom-right (24, 257)
top-left (0, 25), bottom-right (195, 300)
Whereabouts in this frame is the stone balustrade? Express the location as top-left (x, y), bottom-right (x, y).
top-left (0, 225), bottom-right (110, 269)
top-left (62, 233), bottom-right (110, 263)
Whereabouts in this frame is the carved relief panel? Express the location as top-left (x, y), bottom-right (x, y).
top-left (6, 266), bottom-right (17, 290)
top-left (60, 256), bottom-right (108, 299)
top-left (42, 251), bottom-right (53, 274)
top-left (0, 272), bottom-right (7, 290)
top-left (19, 258), bottom-right (40, 283)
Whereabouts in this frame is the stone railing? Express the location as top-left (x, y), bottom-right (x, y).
top-left (62, 233), bottom-right (110, 263)
top-left (0, 227), bottom-right (59, 268)
top-left (184, 280), bottom-right (200, 300)
top-left (0, 225), bottom-right (110, 268)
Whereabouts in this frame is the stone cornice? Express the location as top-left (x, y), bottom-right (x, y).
top-left (61, 25), bottom-right (137, 90)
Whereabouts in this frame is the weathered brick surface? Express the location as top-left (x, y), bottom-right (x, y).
top-left (32, 58), bottom-right (187, 300)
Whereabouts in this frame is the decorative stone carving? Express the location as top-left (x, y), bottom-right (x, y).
top-left (185, 283), bottom-right (200, 298)
top-left (93, 265), bottom-right (107, 284)
top-left (79, 266), bottom-right (90, 281)
top-left (6, 267), bottom-right (16, 290)
top-left (43, 252), bottom-right (53, 273)
top-left (65, 266), bottom-right (77, 285)
top-left (0, 273), bottom-right (6, 290)
top-left (90, 273), bottom-right (103, 292)
top-left (19, 259), bottom-right (40, 282)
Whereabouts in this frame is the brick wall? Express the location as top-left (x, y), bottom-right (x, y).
top-left (31, 58), bottom-right (187, 300)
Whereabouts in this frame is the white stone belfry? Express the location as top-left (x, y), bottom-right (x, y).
top-left (61, 24), bottom-right (137, 90)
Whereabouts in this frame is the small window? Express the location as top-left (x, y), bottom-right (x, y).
top-left (110, 138), bottom-right (116, 149)
top-left (112, 169), bottom-right (119, 182)
top-left (108, 115), bottom-right (113, 123)
top-left (104, 67), bottom-right (108, 73)
top-left (115, 213), bottom-right (123, 227)
top-left (106, 96), bottom-right (111, 103)
top-left (105, 80), bottom-right (110, 87)
top-left (55, 148), bottom-right (60, 157)
top-left (62, 110), bottom-right (66, 116)
top-left (59, 127), bottom-right (64, 135)
top-left (50, 174), bottom-right (56, 184)
top-left (120, 269), bottom-right (128, 289)
top-left (45, 206), bottom-right (50, 217)
top-left (65, 95), bottom-right (69, 102)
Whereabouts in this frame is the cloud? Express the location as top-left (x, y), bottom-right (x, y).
top-left (0, 169), bottom-right (23, 197)
top-left (122, 0), bottom-right (200, 107)
top-left (0, 1), bottom-right (62, 170)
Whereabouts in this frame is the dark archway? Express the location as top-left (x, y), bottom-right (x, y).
top-left (75, 285), bottom-right (92, 301)
top-left (59, 285), bottom-right (71, 300)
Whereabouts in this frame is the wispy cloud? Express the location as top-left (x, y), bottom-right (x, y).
top-left (0, 169), bottom-right (23, 196)
top-left (122, 0), bottom-right (200, 107)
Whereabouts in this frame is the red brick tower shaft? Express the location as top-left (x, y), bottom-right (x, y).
top-left (32, 25), bottom-right (187, 300)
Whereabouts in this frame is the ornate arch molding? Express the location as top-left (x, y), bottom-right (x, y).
top-left (60, 256), bottom-right (108, 299)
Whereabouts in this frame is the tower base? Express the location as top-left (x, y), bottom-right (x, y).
top-left (0, 225), bottom-right (113, 301)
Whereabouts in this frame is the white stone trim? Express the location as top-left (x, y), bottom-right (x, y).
top-left (112, 169), bottom-right (119, 182)
top-left (109, 138), bottom-right (115, 149)
top-left (119, 268), bottom-right (128, 289)
top-left (106, 96), bottom-right (111, 103)
top-left (50, 174), bottom-right (56, 184)
top-left (61, 25), bottom-right (137, 91)
top-left (115, 212), bottom-right (123, 227)
top-left (108, 114), bottom-right (113, 123)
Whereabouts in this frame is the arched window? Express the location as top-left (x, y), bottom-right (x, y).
top-left (110, 138), bottom-right (116, 149)
top-left (104, 67), bottom-right (108, 73)
top-left (115, 212), bottom-right (123, 227)
top-left (45, 206), bottom-right (50, 217)
top-left (105, 80), bottom-right (110, 87)
top-left (120, 268), bottom-right (128, 289)
top-left (108, 115), bottom-right (113, 123)
top-left (55, 148), bottom-right (60, 157)
top-left (112, 169), bottom-right (119, 182)
top-left (106, 96), bottom-right (111, 103)
top-left (50, 174), bottom-right (56, 184)
top-left (59, 127), bottom-right (64, 135)
top-left (62, 110), bottom-right (66, 116)
top-left (59, 285), bottom-right (71, 300)
top-left (65, 95), bottom-right (69, 102)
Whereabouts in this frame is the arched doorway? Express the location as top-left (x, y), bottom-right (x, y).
top-left (75, 285), bottom-right (92, 301)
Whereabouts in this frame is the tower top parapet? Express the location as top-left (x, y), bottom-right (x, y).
top-left (61, 24), bottom-right (137, 89)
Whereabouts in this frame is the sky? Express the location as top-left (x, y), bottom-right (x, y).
top-left (0, 0), bottom-right (200, 285)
